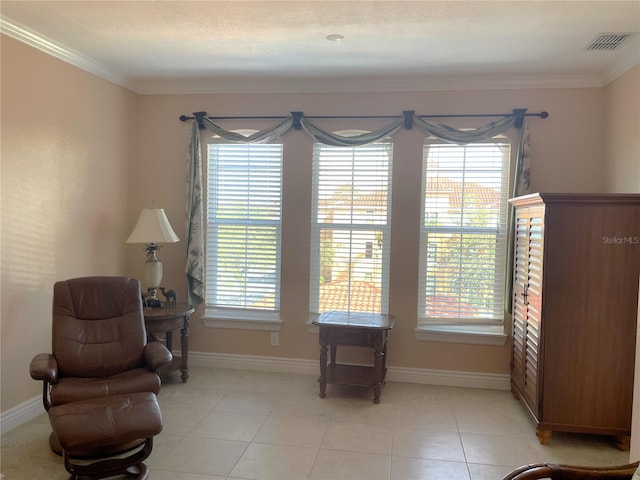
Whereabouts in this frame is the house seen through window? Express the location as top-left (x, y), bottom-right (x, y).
top-left (310, 140), bottom-right (393, 315)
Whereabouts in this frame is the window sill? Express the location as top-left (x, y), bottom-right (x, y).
top-left (414, 325), bottom-right (507, 346)
top-left (202, 308), bottom-right (282, 331)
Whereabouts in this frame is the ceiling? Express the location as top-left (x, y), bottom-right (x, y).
top-left (1, 1), bottom-right (639, 94)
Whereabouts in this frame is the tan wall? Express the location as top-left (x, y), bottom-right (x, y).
top-left (0, 35), bottom-right (136, 412)
top-left (131, 86), bottom-right (607, 374)
top-left (604, 65), bottom-right (640, 193)
top-left (3, 33), bottom-right (638, 418)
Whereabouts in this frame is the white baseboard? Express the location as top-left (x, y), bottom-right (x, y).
top-left (190, 351), bottom-right (319, 375)
top-left (386, 364), bottom-right (510, 390)
top-left (0, 395), bottom-right (44, 435)
top-left (189, 351), bottom-right (510, 391)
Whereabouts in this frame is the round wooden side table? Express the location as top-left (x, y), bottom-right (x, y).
top-left (143, 303), bottom-right (194, 382)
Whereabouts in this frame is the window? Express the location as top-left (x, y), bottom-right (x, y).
top-left (204, 141), bottom-right (283, 326)
top-left (310, 141), bottom-right (393, 316)
top-left (417, 139), bottom-right (511, 342)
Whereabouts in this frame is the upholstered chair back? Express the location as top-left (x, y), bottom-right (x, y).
top-left (52, 277), bottom-right (147, 378)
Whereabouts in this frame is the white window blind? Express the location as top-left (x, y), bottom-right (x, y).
top-left (310, 141), bottom-right (393, 315)
top-left (206, 142), bottom-right (283, 312)
top-left (418, 140), bottom-right (511, 327)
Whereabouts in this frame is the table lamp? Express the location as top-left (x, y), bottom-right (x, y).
top-left (127, 208), bottom-right (180, 306)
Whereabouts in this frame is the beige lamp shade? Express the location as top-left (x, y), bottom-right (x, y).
top-left (126, 208), bottom-right (180, 244)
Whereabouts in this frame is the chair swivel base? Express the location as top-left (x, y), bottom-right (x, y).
top-left (62, 438), bottom-right (153, 480)
top-left (49, 431), bottom-right (145, 458)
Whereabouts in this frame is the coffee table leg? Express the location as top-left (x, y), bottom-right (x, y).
top-left (318, 338), bottom-right (328, 398)
top-left (373, 355), bottom-right (383, 403)
top-left (373, 332), bottom-right (384, 403)
top-left (180, 315), bottom-right (190, 383)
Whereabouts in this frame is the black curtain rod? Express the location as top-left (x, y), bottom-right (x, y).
top-left (178, 111), bottom-right (549, 122)
top-left (179, 109), bottom-right (549, 130)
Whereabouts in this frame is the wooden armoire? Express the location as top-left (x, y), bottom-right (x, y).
top-left (509, 193), bottom-right (640, 450)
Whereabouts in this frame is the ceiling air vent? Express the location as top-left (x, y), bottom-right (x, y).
top-left (586, 33), bottom-right (633, 51)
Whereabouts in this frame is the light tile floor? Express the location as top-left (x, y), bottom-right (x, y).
top-left (1, 366), bottom-right (632, 479)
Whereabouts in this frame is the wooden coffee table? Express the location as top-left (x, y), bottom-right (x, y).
top-left (312, 311), bottom-right (395, 403)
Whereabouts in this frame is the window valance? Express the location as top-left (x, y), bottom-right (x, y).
top-left (182, 109), bottom-right (548, 147)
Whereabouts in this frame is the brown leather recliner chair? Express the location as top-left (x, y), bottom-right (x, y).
top-left (503, 462), bottom-right (640, 480)
top-left (30, 276), bottom-right (172, 451)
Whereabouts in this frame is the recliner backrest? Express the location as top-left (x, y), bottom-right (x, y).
top-left (52, 277), bottom-right (147, 378)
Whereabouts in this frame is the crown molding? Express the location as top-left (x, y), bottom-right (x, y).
top-left (0, 16), bottom-right (133, 91)
top-left (2, 15), bottom-right (636, 95)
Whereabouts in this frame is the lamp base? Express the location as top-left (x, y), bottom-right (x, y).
top-left (144, 258), bottom-right (163, 308)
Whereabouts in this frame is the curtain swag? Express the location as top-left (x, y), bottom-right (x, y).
top-left (300, 116), bottom-right (404, 146)
top-left (411, 114), bottom-right (515, 144)
top-left (200, 116), bottom-right (294, 143)
top-left (184, 109), bottom-right (545, 306)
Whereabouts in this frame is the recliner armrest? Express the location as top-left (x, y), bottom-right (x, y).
top-left (30, 353), bottom-right (58, 384)
top-left (143, 342), bottom-right (173, 371)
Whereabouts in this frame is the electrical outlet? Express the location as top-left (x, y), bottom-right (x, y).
top-left (270, 332), bottom-right (279, 347)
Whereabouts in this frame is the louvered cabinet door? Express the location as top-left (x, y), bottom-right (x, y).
top-left (510, 212), bottom-right (529, 397)
top-left (511, 207), bottom-right (545, 419)
top-left (523, 210), bottom-right (544, 417)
